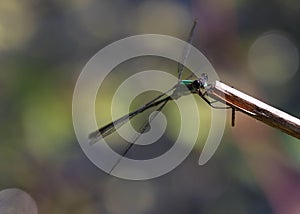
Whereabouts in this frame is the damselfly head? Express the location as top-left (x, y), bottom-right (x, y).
top-left (199, 73), bottom-right (208, 89)
top-left (191, 80), bottom-right (201, 91)
top-left (191, 73), bottom-right (208, 90)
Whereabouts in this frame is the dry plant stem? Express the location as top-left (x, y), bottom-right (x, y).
top-left (207, 81), bottom-right (300, 140)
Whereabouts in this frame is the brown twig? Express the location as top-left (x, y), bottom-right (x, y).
top-left (207, 81), bottom-right (300, 140)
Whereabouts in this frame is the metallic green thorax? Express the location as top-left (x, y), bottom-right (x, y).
top-left (179, 80), bottom-right (194, 85)
top-left (170, 79), bottom-right (199, 99)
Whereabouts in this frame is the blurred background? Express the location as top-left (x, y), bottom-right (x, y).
top-left (1, 0), bottom-right (300, 213)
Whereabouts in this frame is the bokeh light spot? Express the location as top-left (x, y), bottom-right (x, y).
top-left (248, 32), bottom-right (299, 85)
top-left (0, 0), bottom-right (36, 50)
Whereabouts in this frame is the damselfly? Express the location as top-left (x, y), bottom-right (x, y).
top-left (89, 19), bottom-right (233, 174)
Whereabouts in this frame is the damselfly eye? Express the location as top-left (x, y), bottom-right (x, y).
top-left (199, 73), bottom-right (208, 88)
top-left (192, 80), bottom-right (200, 90)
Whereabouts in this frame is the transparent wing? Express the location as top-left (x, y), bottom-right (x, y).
top-left (105, 19), bottom-right (199, 172)
top-left (177, 19), bottom-right (198, 80)
top-left (108, 98), bottom-right (170, 174)
top-left (89, 89), bottom-right (174, 144)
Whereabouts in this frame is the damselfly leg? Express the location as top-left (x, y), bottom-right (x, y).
top-left (189, 73), bottom-right (236, 126)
